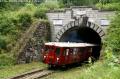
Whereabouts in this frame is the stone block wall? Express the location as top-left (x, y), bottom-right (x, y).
top-left (18, 21), bottom-right (50, 63)
top-left (47, 6), bottom-right (114, 41)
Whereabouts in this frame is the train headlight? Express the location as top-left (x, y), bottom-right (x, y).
top-left (44, 56), bottom-right (46, 58)
top-left (57, 57), bottom-right (59, 61)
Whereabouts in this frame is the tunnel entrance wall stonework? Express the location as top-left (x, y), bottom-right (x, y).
top-left (46, 6), bottom-right (114, 42)
top-left (55, 17), bottom-right (105, 42)
top-left (18, 22), bottom-right (50, 63)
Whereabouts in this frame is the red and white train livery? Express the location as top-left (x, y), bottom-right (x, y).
top-left (42, 42), bottom-right (96, 67)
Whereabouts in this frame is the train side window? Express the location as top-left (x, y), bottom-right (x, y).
top-left (55, 47), bottom-right (61, 56)
top-left (88, 48), bottom-right (92, 52)
top-left (45, 46), bottom-right (49, 53)
top-left (63, 49), bottom-right (66, 56)
top-left (70, 48), bottom-right (73, 55)
top-left (63, 48), bottom-right (66, 56)
top-left (73, 48), bottom-right (78, 55)
top-left (45, 46), bottom-right (48, 51)
top-left (49, 46), bottom-right (54, 51)
top-left (66, 49), bottom-right (69, 56)
top-left (79, 47), bottom-right (85, 53)
top-left (62, 48), bottom-right (66, 56)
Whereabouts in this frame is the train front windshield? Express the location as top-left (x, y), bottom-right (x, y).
top-left (44, 46), bottom-right (61, 55)
top-left (55, 47), bottom-right (61, 56)
top-left (44, 46), bottom-right (54, 53)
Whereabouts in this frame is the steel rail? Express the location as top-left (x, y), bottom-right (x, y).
top-left (9, 69), bottom-right (54, 79)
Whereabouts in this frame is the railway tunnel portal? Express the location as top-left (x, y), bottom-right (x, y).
top-left (17, 6), bottom-right (115, 63)
top-left (47, 6), bottom-right (114, 59)
top-left (56, 17), bottom-right (104, 59)
top-left (61, 29), bottom-right (101, 59)
top-left (60, 27), bottom-right (102, 59)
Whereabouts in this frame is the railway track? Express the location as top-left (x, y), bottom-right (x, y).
top-left (10, 69), bottom-right (54, 79)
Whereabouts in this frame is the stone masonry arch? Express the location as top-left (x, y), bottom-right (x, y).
top-left (55, 16), bottom-right (105, 59)
top-left (55, 16), bottom-right (105, 42)
top-left (46, 6), bottom-right (114, 60)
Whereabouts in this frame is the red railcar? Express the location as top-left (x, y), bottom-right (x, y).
top-left (42, 42), bottom-right (96, 67)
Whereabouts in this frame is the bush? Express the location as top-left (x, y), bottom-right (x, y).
top-left (34, 8), bottom-right (48, 19)
top-left (21, 3), bottom-right (36, 14)
top-left (96, 3), bottom-right (120, 11)
top-left (39, 1), bottom-right (59, 10)
top-left (18, 13), bottom-right (32, 28)
top-left (0, 54), bottom-right (15, 68)
top-left (0, 36), bottom-right (7, 50)
top-left (96, 3), bottom-right (104, 10)
top-left (25, 3), bottom-right (36, 11)
top-left (0, 15), bottom-right (16, 35)
top-left (105, 13), bottom-right (120, 55)
top-left (0, 34), bottom-right (15, 52)
top-left (34, 1), bottom-right (60, 19)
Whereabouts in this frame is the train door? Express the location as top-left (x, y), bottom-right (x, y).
top-left (83, 47), bottom-right (88, 60)
top-left (85, 47), bottom-right (92, 59)
top-left (73, 48), bottom-right (78, 63)
top-left (65, 48), bottom-right (69, 64)
top-left (42, 45), bottom-right (49, 62)
top-left (83, 47), bottom-right (92, 61)
top-left (62, 48), bottom-right (70, 65)
top-left (59, 47), bottom-right (66, 65)
top-left (49, 46), bottom-right (56, 63)
top-left (78, 47), bottom-right (85, 61)
top-left (69, 48), bottom-right (73, 64)
top-left (55, 47), bottom-right (61, 65)
top-left (68, 48), bottom-right (75, 64)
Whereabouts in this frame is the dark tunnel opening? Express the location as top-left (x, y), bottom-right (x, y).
top-left (59, 27), bottom-right (102, 59)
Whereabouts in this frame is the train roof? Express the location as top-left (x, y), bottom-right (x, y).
top-left (45, 42), bottom-right (97, 47)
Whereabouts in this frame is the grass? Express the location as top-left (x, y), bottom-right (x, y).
top-left (0, 60), bottom-right (120, 79)
top-left (44, 61), bottom-right (120, 79)
top-left (0, 62), bottom-right (47, 79)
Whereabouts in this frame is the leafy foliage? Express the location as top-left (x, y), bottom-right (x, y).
top-left (39, 1), bottom-right (60, 10)
top-left (96, 2), bottom-right (120, 10)
top-left (0, 54), bottom-right (15, 68)
top-left (0, 35), bottom-right (7, 50)
top-left (0, 2), bottom-right (25, 11)
top-left (58, 0), bottom-right (99, 7)
top-left (18, 13), bottom-right (32, 28)
top-left (0, 13), bottom-right (19, 51)
top-left (34, 8), bottom-right (48, 19)
top-left (34, 1), bottom-right (60, 19)
top-left (0, 1), bottom-right (58, 67)
top-left (0, 15), bottom-right (16, 35)
top-left (105, 13), bottom-right (120, 55)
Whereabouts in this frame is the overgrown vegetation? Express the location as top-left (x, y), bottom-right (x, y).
top-left (19, 13), bottom-right (32, 28)
top-left (96, 2), bottom-right (120, 10)
top-left (44, 61), bottom-right (120, 79)
top-left (105, 13), bottom-right (120, 56)
top-left (58, 0), bottom-right (99, 7)
top-left (0, 0), bottom-right (120, 78)
top-left (95, 0), bottom-right (120, 10)
top-left (0, 1), bottom-right (60, 68)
